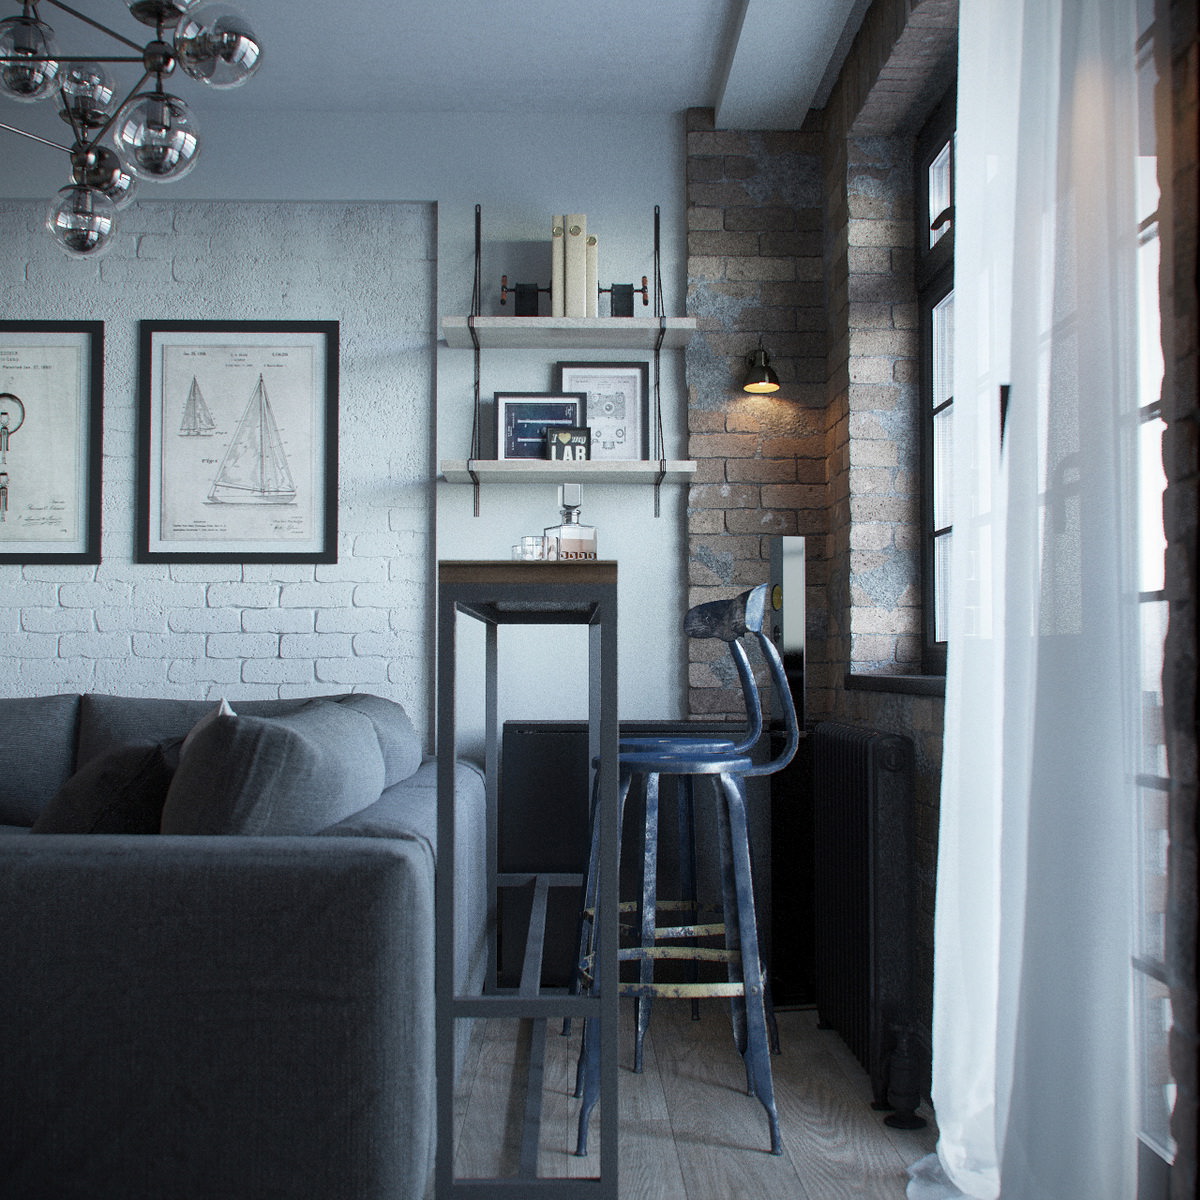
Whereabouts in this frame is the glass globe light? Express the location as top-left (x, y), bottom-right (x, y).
top-left (126, 0), bottom-right (188, 27)
top-left (57, 62), bottom-right (116, 129)
top-left (70, 142), bottom-right (138, 210)
top-left (100, 164), bottom-right (138, 210)
top-left (174, 4), bottom-right (262, 88)
top-left (113, 91), bottom-right (200, 180)
top-left (0, 13), bottom-right (59, 102)
top-left (46, 185), bottom-right (116, 258)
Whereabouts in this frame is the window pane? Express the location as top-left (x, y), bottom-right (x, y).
top-left (1139, 598), bottom-right (1167, 776)
top-left (932, 290), bottom-right (954, 408)
top-left (1136, 780), bottom-right (1168, 959)
top-left (928, 139), bottom-right (952, 248)
top-left (1135, 968), bottom-right (1175, 1162)
top-left (933, 406), bottom-right (954, 531)
top-left (1139, 417), bottom-right (1166, 594)
top-left (934, 530), bottom-right (951, 642)
top-left (1138, 223), bottom-right (1163, 409)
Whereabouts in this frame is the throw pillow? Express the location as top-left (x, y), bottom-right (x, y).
top-left (31, 739), bottom-right (181, 834)
top-left (181, 697), bottom-right (235, 758)
top-left (334, 693), bottom-right (423, 785)
top-left (160, 699), bottom-right (385, 836)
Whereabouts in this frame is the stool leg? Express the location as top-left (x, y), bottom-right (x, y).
top-left (717, 771), bottom-right (782, 1156)
top-left (574, 1008), bottom-right (601, 1156)
top-left (634, 771), bottom-right (661, 1073)
top-left (677, 775), bottom-right (701, 1021)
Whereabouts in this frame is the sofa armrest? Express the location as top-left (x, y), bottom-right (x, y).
top-left (0, 834), bottom-right (435, 1200)
top-left (321, 757), bottom-right (488, 1008)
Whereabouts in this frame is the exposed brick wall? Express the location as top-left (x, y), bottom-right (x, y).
top-left (683, 109), bottom-right (834, 718)
top-left (819, 0), bottom-right (957, 1055)
top-left (0, 200), bottom-right (436, 738)
top-left (682, 0), bottom-right (955, 1054)
top-left (830, 134), bottom-right (923, 676)
top-left (1164, 0), bottom-right (1199, 1191)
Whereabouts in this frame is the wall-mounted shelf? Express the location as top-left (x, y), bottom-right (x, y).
top-left (440, 459), bottom-right (697, 485)
top-left (448, 205), bottom-right (692, 516)
top-left (441, 315), bottom-right (697, 350)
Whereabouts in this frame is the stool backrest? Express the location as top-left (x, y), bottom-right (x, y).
top-left (684, 583), bottom-right (800, 776)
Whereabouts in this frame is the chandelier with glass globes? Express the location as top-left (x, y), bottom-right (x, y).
top-left (0, 0), bottom-right (262, 257)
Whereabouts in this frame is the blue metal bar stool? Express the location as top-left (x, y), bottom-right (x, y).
top-left (562, 618), bottom-right (764, 1038)
top-left (573, 583), bottom-right (800, 1157)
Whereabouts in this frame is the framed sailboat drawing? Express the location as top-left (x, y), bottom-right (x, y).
top-left (136, 321), bottom-right (338, 563)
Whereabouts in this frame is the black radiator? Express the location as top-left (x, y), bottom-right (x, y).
top-left (811, 721), bottom-right (925, 1127)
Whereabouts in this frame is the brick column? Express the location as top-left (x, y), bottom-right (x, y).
top-left (684, 108), bottom-right (832, 718)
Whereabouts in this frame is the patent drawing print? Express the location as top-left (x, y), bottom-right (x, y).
top-left (137, 322), bottom-right (338, 563)
top-left (0, 322), bottom-right (102, 564)
top-left (553, 361), bottom-right (650, 460)
top-left (178, 376), bottom-right (216, 437)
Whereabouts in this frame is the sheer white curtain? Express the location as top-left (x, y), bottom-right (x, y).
top-left (912, 0), bottom-right (1144, 1197)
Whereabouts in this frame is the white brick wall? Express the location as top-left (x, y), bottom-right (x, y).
top-left (0, 200), bottom-right (435, 740)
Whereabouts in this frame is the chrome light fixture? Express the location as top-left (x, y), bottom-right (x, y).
top-left (742, 337), bottom-right (781, 394)
top-left (0, 0), bottom-right (262, 257)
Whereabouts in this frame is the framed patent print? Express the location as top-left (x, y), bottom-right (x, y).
top-left (0, 320), bottom-right (103, 564)
top-left (137, 320), bottom-right (338, 563)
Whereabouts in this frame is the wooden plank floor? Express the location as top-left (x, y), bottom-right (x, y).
top-left (452, 1001), bottom-right (938, 1199)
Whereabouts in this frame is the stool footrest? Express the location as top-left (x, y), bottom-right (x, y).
top-left (619, 945), bottom-right (739, 964)
top-left (653, 922), bottom-right (726, 938)
top-left (619, 981), bottom-right (747, 1000)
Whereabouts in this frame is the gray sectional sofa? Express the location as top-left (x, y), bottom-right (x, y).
top-left (0, 692), bottom-right (487, 1200)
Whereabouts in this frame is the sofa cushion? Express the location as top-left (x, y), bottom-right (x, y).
top-left (31, 739), bottom-right (181, 834)
top-left (0, 694), bottom-right (81, 826)
top-left (160, 700), bottom-right (385, 836)
top-left (334, 693), bottom-right (423, 785)
top-left (77, 694), bottom-right (327, 769)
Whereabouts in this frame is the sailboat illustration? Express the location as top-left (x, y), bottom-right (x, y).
top-left (178, 376), bottom-right (216, 436)
top-left (207, 374), bottom-right (297, 505)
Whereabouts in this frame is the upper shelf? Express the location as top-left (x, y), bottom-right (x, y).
top-left (441, 315), bottom-right (698, 350)
top-left (440, 459), bottom-right (697, 485)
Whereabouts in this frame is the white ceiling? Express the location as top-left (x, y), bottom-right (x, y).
top-left (44, 0), bottom-right (865, 128)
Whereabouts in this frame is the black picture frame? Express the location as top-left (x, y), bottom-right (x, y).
top-left (137, 320), bottom-right (339, 563)
top-left (0, 320), bottom-right (103, 564)
top-left (553, 361), bottom-right (650, 460)
top-left (495, 391), bottom-right (587, 460)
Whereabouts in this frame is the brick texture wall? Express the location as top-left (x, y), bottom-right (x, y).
top-left (684, 109), bottom-right (833, 718)
top-left (682, 0), bottom-right (956, 1056)
top-left (820, 0), bottom-right (957, 1048)
top-left (826, 132), bottom-right (922, 677)
top-left (0, 200), bottom-right (436, 738)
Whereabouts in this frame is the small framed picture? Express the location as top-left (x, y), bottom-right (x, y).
top-left (496, 391), bottom-right (587, 460)
top-left (546, 427), bottom-right (591, 461)
top-left (554, 361), bottom-right (650, 461)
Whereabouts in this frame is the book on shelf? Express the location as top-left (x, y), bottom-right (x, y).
top-left (585, 235), bottom-right (598, 317)
top-left (551, 215), bottom-right (565, 317)
top-left (563, 214), bottom-right (588, 317)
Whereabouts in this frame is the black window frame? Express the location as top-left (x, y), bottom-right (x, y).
top-left (916, 84), bottom-right (956, 676)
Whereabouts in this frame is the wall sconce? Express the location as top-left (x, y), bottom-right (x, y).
top-left (742, 337), bottom-right (780, 394)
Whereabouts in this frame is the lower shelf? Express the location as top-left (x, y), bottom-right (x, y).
top-left (440, 459), bottom-right (697, 485)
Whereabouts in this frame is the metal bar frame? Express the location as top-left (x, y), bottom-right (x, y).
top-left (436, 561), bottom-right (619, 1198)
